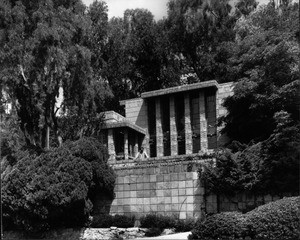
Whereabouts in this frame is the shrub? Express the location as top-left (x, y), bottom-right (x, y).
top-left (91, 214), bottom-right (135, 228)
top-left (64, 137), bottom-right (116, 197)
top-left (189, 196), bottom-right (300, 240)
top-left (2, 147), bottom-right (93, 232)
top-left (247, 196), bottom-right (300, 240)
top-left (189, 212), bottom-right (248, 240)
top-left (145, 228), bottom-right (163, 237)
top-left (174, 218), bottom-right (196, 232)
top-left (2, 137), bottom-right (116, 232)
top-left (140, 214), bottom-right (176, 229)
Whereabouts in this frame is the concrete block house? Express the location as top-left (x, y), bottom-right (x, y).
top-left (98, 80), bottom-right (234, 219)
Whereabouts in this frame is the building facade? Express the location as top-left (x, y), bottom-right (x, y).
top-left (96, 81), bottom-right (234, 219)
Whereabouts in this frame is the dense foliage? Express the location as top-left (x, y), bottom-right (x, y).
top-left (0, 0), bottom-right (112, 149)
top-left (2, 137), bottom-right (115, 232)
top-left (201, 111), bottom-right (300, 196)
top-left (189, 196), bottom-right (300, 240)
top-left (221, 2), bottom-right (299, 143)
top-left (200, 1), bottom-right (299, 198)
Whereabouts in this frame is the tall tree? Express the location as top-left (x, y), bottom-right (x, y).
top-left (166, 0), bottom-right (236, 82)
top-left (221, 1), bottom-right (299, 143)
top-left (0, 0), bottom-right (111, 149)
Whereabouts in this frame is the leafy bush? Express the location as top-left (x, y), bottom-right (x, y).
top-left (91, 214), bottom-right (135, 228)
top-left (2, 137), bottom-right (116, 232)
top-left (64, 137), bottom-right (116, 197)
top-left (247, 197), bottom-right (300, 240)
top-left (189, 196), bottom-right (300, 240)
top-left (174, 218), bottom-right (196, 232)
top-left (145, 228), bottom-right (163, 237)
top-left (189, 212), bottom-right (247, 240)
top-left (140, 214), bottom-right (176, 229)
top-left (201, 112), bottom-right (300, 196)
top-left (2, 147), bottom-right (93, 232)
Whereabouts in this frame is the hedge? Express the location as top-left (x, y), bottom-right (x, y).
top-left (189, 196), bottom-right (300, 240)
top-left (246, 197), bottom-right (300, 240)
top-left (189, 212), bottom-right (247, 240)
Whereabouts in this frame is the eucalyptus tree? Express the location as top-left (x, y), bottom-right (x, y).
top-left (0, 0), bottom-right (111, 149)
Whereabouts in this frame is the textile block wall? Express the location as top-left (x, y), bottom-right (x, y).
top-left (108, 157), bottom-right (206, 219)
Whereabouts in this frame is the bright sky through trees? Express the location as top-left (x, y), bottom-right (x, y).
top-left (82, 0), bottom-right (273, 20)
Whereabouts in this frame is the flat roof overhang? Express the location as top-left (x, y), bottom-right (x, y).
top-left (141, 80), bottom-right (218, 99)
top-left (101, 121), bottom-right (146, 135)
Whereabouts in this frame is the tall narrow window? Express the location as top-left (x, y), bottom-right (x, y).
top-left (147, 99), bottom-right (156, 157)
top-left (175, 94), bottom-right (185, 155)
top-left (206, 89), bottom-right (217, 149)
top-left (114, 129), bottom-right (124, 160)
top-left (161, 96), bottom-right (170, 156)
top-left (190, 92), bottom-right (200, 153)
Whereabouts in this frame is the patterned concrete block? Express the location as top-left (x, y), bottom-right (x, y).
top-left (172, 197), bottom-right (179, 204)
top-left (130, 191), bottom-right (137, 198)
top-left (144, 183), bottom-right (150, 190)
top-left (179, 181), bottom-right (186, 188)
top-left (186, 188), bottom-right (194, 195)
top-left (179, 189), bottom-right (186, 196)
top-left (151, 205), bottom-right (158, 211)
top-left (164, 189), bottom-right (171, 197)
top-left (158, 205), bottom-right (165, 211)
top-left (186, 196), bottom-right (194, 204)
top-left (157, 189), bottom-right (164, 197)
top-left (136, 198), bottom-right (144, 205)
top-left (171, 203), bottom-right (179, 211)
top-left (186, 180), bottom-right (193, 188)
top-left (124, 191), bottom-right (130, 198)
top-left (171, 189), bottom-right (179, 196)
top-left (179, 212), bottom-right (186, 219)
top-left (137, 183), bottom-right (143, 190)
top-left (165, 204), bottom-right (171, 212)
top-left (157, 197), bottom-right (164, 204)
top-left (179, 173), bottom-right (186, 181)
top-left (157, 174), bottom-right (164, 182)
top-left (164, 174), bottom-right (170, 181)
top-left (130, 184), bottom-right (137, 191)
top-left (171, 181), bottom-right (179, 189)
top-left (123, 198), bottom-right (130, 205)
top-left (186, 172), bottom-right (194, 180)
top-left (150, 174), bottom-right (156, 182)
top-left (186, 204), bottom-right (194, 212)
top-left (150, 182), bottom-right (156, 190)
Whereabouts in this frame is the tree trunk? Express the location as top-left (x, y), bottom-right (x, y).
top-left (45, 126), bottom-right (50, 150)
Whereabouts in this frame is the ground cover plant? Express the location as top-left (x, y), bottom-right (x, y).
top-left (140, 214), bottom-right (195, 236)
top-left (91, 214), bottom-right (135, 228)
top-left (189, 196), bottom-right (300, 240)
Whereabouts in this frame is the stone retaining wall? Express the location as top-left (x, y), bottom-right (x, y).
top-left (205, 192), bottom-right (295, 214)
